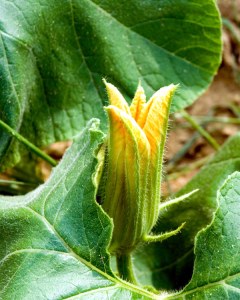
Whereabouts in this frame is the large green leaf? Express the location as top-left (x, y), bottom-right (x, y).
top-left (0, 119), bottom-right (156, 300)
top-left (133, 133), bottom-right (240, 290)
top-left (0, 0), bottom-right (221, 168)
top-left (168, 171), bottom-right (240, 299)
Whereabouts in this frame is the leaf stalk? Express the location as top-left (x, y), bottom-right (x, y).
top-left (0, 119), bottom-right (57, 167)
top-left (116, 253), bottom-right (138, 285)
top-left (180, 110), bottom-right (220, 150)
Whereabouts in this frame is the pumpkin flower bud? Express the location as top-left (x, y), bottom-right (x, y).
top-left (101, 80), bottom-right (182, 254)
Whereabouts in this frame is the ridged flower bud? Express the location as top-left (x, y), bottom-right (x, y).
top-left (100, 80), bottom-right (178, 254)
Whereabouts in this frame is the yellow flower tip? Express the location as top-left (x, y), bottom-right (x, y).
top-left (105, 105), bottom-right (126, 141)
top-left (141, 84), bottom-right (177, 154)
top-left (105, 105), bottom-right (150, 155)
top-left (149, 83), bottom-right (177, 106)
top-left (130, 83), bottom-right (146, 121)
top-left (142, 83), bottom-right (177, 123)
top-left (105, 104), bottom-right (139, 134)
top-left (103, 79), bottom-right (130, 114)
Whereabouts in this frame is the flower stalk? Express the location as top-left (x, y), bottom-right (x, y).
top-left (99, 80), bottom-right (186, 283)
top-left (116, 253), bottom-right (137, 285)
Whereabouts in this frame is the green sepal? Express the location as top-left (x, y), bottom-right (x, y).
top-left (143, 222), bottom-right (186, 243)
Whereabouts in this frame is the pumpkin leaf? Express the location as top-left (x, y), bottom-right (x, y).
top-left (0, 0), bottom-right (221, 168)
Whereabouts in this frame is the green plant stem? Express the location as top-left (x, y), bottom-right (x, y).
top-left (0, 119), bottom-right (57, 167)
top-left (116, 253), bottom-right (137, 284)
top-left (192, 116), bottom-right (240, 125)
top-left (0, 179), bottom-right (37, 195)
top-left (159, 189), bottom-right (198, 211)
top-left (167, 131), bottom-right (200, 172)
top-left (180, 110), bottom-right (220, 151)
top-left (144, 222), bottom-right (185, 243)
top-left (0, 179), bottom-right (36, 186)
top-left (222, 17), bottom-right (240, 44)
top-left (229, 103), bottom-right (240, 118)
top-left (174, 114), bottom-right (240, 126)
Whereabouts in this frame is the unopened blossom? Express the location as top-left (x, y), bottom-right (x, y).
top-left (101, 80), bottom-right (177, 254)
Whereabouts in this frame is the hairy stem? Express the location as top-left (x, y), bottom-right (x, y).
top-left (116, 253), bottom-right (137, 284)
top-left (0, 119), bottom-right (57, 167)
top-left (144, 222), bottom-right (185, 243)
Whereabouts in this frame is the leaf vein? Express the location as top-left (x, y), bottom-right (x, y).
top-left (170, 272), bottom-right (240, 299)
top-left (0, 248), bottom-right (70, 265)
top-left (0, 32), bottom-right (21, 120)
top-left (61, 285), bottom-right (118, 300)
top-left (86, 0), bottom-right (217, 74)
top-left (68, 0), bottom-right (103, 111)
top-left (24, 206), bottom-right (156, 299)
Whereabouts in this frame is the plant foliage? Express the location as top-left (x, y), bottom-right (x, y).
top-left (0, 0), bottom-right (221, 168)
top-left (1, 1), bottom-right (236, 299)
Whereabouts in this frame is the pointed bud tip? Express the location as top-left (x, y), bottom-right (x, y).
top-left (171, 83), bottom-right (179, 92)
top-left (104, 104), bottom-right (116, 111)
top-left (137, 80), bottom-right (143, 89)
top-left (136, 83), bottom-right (145, 94)
top-left (102, 78), bottom-right (114, 90)
top-left (166, 83), bottom-right (179, 93)
top-left (151, 83), bottom-right (178, 104)
top-left (102, 78), bottom-right (110, 90)
top-left (104, 105), bottom-right (123, 119)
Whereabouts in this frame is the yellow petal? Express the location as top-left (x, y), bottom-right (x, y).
top-left (100, 81), bottom-right (180, 254)
top-left (103, 79), bottom-right (130, 114)
top-left (130, 83), bottom-right (146, 122)
top-left (142, 84), bottom-right (177, 154)
top-left (103, 105), bottom-right (151, 252)
top-left (142, 84), bottom-right (177, 230)
top-left (105, 105), bottom-right (150, 178)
